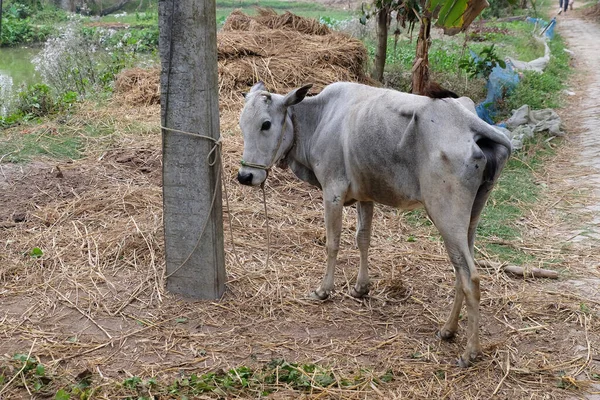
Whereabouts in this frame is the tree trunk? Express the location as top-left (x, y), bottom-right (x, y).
top-left (160, 0), bottom-right (226, 299)
top-left (371, 6), bottom-right (389, 83)
top-left (99, 0), bottom-right (131, 16)
top-left (411, 14), bottom-right (431, 95)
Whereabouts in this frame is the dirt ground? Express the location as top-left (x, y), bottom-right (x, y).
top-left (1, 10), bottom-right (600, 400)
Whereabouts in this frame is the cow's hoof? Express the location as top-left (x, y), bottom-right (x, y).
top-left (349, 286), bottom-right (369, 298)
top-left (457, 356), bottom-right (471, 368)
top-left (309, 289), bottom-right (330, 300)
top-left (457, 349), bottom-right (480, 368)
top-left (437, 328), bottom-right (456, 341)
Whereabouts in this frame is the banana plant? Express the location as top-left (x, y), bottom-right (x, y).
top-left (361, 0), bottom-right (489, 93)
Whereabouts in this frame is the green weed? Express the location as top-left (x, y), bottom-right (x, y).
top-left (503, 34), bottom-right (570, 116)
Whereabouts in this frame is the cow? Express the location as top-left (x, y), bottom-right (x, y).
top-left (236, 81), bottom-right (512, 367)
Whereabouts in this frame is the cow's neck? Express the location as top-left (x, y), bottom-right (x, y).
top-left (284, 97), bottom-right (322, 188)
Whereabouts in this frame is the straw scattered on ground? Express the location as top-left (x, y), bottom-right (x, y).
top-left (1, 10), bottom-right (600, 400)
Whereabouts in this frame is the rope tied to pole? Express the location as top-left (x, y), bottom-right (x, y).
top-left (160, 125), bottom-right (243, 279)
top-left (160, 126), bottom-right (222, 165)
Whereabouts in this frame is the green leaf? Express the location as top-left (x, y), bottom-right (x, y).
top-left (55, 389), bottom-right (70, 400)
top-left (432, 0), bottom-right (489, 35)
top-left (30, 247), bottom-right (43, 258)
top-left (176, 317), bottom-right (188, 323)
top-left (35, 363), bottom-right (45, 376)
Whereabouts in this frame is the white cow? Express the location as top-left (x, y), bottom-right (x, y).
top-left (237, 81), bottom-right (512, 367)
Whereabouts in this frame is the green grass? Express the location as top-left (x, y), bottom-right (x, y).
top-left (503, 33), bottom-right (570, 114)
top-left (476, 135), bottom-right (556, 263)
top-left (90, 0), bottom-right (354, 25)
top-left (0, 112), bottom-right (116, 163)
top-left (216, 1), bottom-right (354, 21)
top-left (484, 21), bottom-right (547, 62)
top-left (0, 129), bottom-right (83, 163)
top-left (217, 0), bottom-right (328, 10)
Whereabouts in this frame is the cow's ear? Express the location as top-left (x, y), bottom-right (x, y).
top-left (283, 84), bottom-right (313, 107)
top-left (249, 81), bottom-right (266, 94)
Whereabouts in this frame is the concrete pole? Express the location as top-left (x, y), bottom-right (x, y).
top-left (159, 0), bottom-right (226, 299)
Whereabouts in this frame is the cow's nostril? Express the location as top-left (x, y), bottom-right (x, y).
top-left (237, 171), bottom-right (253, 185)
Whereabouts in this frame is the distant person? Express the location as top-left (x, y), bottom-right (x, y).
top-left (558, 0), bottom-right (569, 14)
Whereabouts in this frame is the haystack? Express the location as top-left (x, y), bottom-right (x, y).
top-left (114, 67), bottom-right (160, 106)
top-left (114, 10), bottom-right (375, 107)
top-left (218, 9), bottom-right (375, 105)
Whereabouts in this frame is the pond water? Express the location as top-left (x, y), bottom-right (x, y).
top-left (0, 47), bottom-right (40, 116)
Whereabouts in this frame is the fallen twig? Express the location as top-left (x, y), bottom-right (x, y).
top-left (478, 260), bottom-right (559, 279)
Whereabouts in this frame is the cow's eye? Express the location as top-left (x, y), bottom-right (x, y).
top-left (261, 121), bottom-right (271, 131)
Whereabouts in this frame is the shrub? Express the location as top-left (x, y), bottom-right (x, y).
top-left (33, 22), bottom-right (137, 97)
top-left (459, 45), bottom-right (506, 80)
top-left (0, 1), bottom-right (59, 46)
top-left (15, 83), bottom-right (77, 118)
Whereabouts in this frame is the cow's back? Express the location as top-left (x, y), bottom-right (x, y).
top-left (313, 83), bottom-right (490, 208)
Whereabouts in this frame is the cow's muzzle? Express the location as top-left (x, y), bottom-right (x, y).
top-left (237, 167), bottom-right (268, 186)
top-left (237, 171), bottom-right (254, 185)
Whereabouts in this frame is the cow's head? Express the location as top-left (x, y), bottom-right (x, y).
top-left (237, 82), bottom-right (312, 186)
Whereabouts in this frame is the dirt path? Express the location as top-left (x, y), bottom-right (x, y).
top-left (558, 14), bottom-right (600, 243)
top-left (554, 12), bottom-right (600, 399)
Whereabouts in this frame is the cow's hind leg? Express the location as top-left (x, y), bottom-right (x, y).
top-left (438, 272), bottom-right (464, 341)
top-left (350, 201), bottom-right (373, 298)
top-left (427, 203), bottom-right (482, 367)
top-left (310, 192), bottom-right (344, 300)
top-left (439, 182), bottom-right (493, 341)
top-left (444, 240), bottom-right (481, 367)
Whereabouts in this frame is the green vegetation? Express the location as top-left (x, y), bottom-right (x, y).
top-left (504, 35), bottom-right (570, 112)
top-left (0, 356), bottom-right (390, 399)
top-left (459, 44), bottom-right (506, 80)
top-left (477, 135), bottom-right (555, 264)
top-left (0, 127), bottom-right (83, 163)
top-left (0, 1), bottom-right (66, 46)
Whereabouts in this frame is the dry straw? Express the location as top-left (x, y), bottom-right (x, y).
top-left (114, 8), bottom-right (376, 109)
top-left (1, 10), bottom-right (599, 400)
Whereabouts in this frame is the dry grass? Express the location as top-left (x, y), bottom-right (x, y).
top-left (1, 11), bottom-right (600, 400)
top-left (0, 94), bottom-right (599, 398)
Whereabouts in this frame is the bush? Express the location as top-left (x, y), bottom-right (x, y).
top-left (81, 25), bottom-right (159, 53)
top-left (480, 0), bottom-right (516, 19)
top-left (0, 1), bottom-right (59, 46)
top-left (33, 23), bottom-right (138, 97)
top-left (15, 84), bottom-right (77, 118)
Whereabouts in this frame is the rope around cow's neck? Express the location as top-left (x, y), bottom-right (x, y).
top-left (236, 107), bottom-right (294, 274)
top-left (160, 125), bottom-right (242, 279)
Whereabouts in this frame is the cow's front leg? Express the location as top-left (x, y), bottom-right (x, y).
top-left (350, 201), bottom-right (373, 298)
top-left (310, 193), bottom-right (344, 300)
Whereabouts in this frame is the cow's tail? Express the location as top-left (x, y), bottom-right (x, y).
top-left (473, 123), bottom-right (512, 184)
top-left (468, 122), bottom-right (512, 243)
